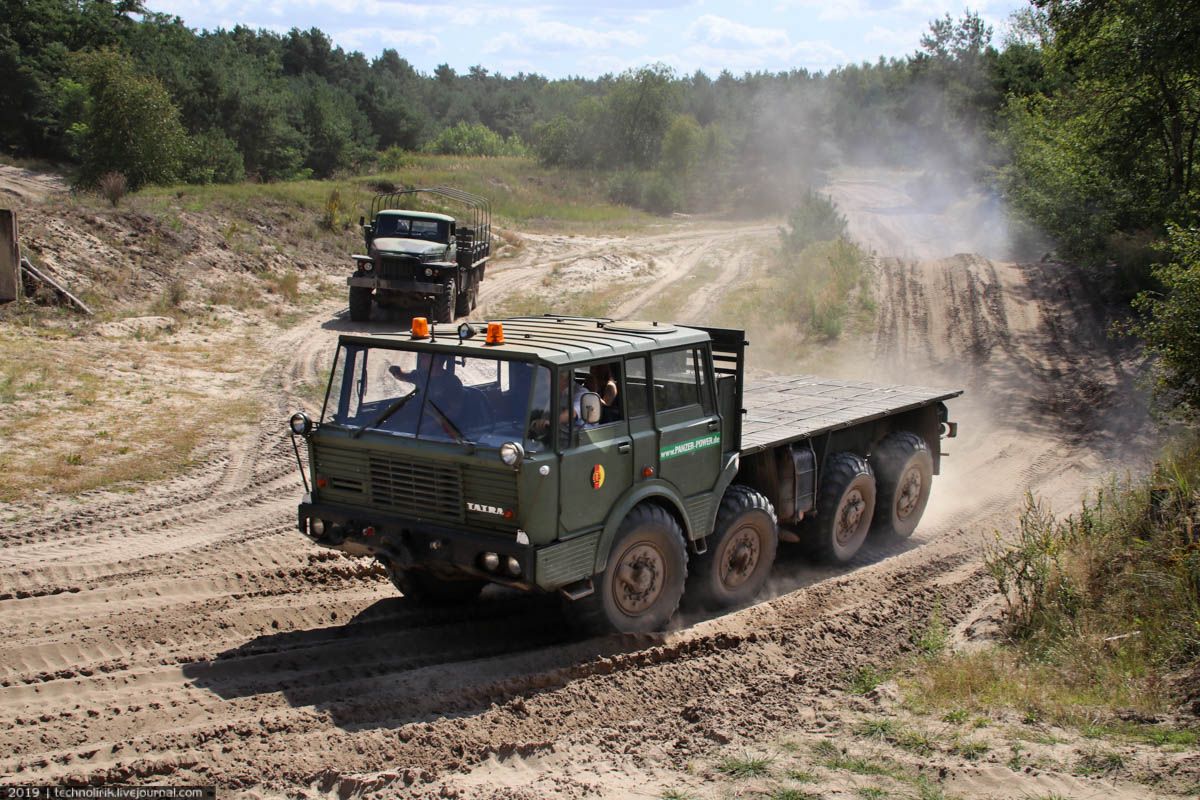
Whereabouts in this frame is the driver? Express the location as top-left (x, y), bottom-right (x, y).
top-left (388, 353), bottom-right (467, 439)
top-left (530, 370), bottom-right (593, 444)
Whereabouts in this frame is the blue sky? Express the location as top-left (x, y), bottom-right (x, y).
top-left (146, 0), bottom-right (1027, 78)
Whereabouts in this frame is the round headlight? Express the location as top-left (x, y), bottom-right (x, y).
top-left (481, 552), bottom-right (500, 571)
top-left (424, 267), bottom-right (433, 277)
top-left (310, 518), bottom-right (326, 536)
top-left (289, 411), bottom-right (312, 436)
top-left (363, 261), bottom-right (373, 272)
top-left (499, 441), bottom-right (525, 467)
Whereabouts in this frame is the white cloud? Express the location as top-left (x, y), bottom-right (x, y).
top-left (685, 15), bottom-right (790, 49)
top-left (483, 17), bottom-right (646, 55)
top-left (335, 27), bottom-right (440, 50)
top-left (863, 24), bottom-right (922, 48)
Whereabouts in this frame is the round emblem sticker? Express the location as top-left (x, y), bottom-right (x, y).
top-left (591, 463), bottom-right (606, 490)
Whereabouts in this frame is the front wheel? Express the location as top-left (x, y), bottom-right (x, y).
top-left (809, 452), bottom-right (876, 564)
top-left (870, 431), bottom-right (933, 539)
top-left (434, 278), bottom-right (456, 323)
top-left (686, 485), bottom-right (778, 611)
top-left (348, 286), bottom-right (372, 322)
top-left (569, 505), bottom-right (687, 634)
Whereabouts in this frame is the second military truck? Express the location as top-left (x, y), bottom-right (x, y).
top-left (290, 316), bottom-right (961, 633)
top-left (348, 187), bottom-right (491, 323)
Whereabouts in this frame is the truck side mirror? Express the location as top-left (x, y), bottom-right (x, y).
top-left (580, 392), bottom-right (602, 425)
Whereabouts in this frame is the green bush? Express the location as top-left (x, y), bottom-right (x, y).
top-left (71, 48), bottom-right (189, 189)
top-left (986, 437), bottom-right (1200, 677)
top-left (641, 174), bottom-right (680, 215)
top-left (377, 146), bottom-right (415, 171)
top-left (185, 129), bottom-right (246, 184)
top-left (781, 191), bottom-right (849, 251)
top-left (424, 122), bottom-right (524, 157)
top-left (1132, 225), bottom-right (1200, 418)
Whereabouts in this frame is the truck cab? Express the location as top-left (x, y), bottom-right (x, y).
top-left (291, 315), bottom-right (960, 633)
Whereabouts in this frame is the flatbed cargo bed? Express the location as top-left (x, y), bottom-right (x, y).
top-left (739, 375), bottom-right (962, 455)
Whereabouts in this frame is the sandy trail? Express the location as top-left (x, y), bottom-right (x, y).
top-left (0, 183), bottom-right (1166, 797)
top-left (0, 164), bottom-right (67, 203)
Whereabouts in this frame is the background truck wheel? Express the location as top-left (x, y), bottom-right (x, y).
top-left (434, 278), bottom-right (456, 323)
top-left (454, 275), bottom-right (472, 317)
top-left (570, 504), bottom-right (687, 634)
top-left (348, 286), bottom-right (372, 321)
top-left (809, 452), bottom-right (876, 564)
top-left (686, 485), bottom-right (778, 611)
top-left (870, 431), bottom-right (933, 539)
top-left (384, 560), bottom-right (484, 605)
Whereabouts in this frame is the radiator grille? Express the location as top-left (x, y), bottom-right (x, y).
top-left (368, 454), bottom-right (463, 521)
top-left (378, 256), bottom-right (419, 281)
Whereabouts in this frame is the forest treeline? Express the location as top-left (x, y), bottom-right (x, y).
top-left (2, 1), bottom-right (1040, 208)
top-left (2, 0), bottom-right (1198, 414)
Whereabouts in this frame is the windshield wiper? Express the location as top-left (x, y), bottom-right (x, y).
top-left (427, 400), bottom-right (473, 447)
top-left (352, 387), bottom-right (419, 439)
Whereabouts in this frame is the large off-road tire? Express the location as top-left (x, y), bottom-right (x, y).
top-left (686, 485), bottom-right (778, 611)
top-left (454, 274), bottom-right (472, 318)
top-left (869, 431), bottom-right (933, 539)
top-left (348, 286), bottom-right (373, 322)
top-left (434, 278), bottom-right (456, 323)
top-left (809, 452), bottom-right (876, 564)
top-left (383, 560), bottom-right (485, 605)
top-left (569, 504), bottom-right (687, 634)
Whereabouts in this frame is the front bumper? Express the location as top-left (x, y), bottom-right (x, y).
top-left (299, 499), bottom-right (535, 586)
top-left (297, 500), bottom-right (602, 592)
top-left (347, 275), bottom-right (449, 294)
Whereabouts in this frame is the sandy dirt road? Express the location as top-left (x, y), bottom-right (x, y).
top-left (0, 180), bottom-right (1171, 798)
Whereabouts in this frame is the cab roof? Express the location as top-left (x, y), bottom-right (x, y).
top-left (337, 316), bottom-right (713, 365)
top-left (375, 210), bottom-right (455, 223)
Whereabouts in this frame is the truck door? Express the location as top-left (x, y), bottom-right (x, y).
top-left (624, 356), bottom-right (657, 487)
top-left (653, 347), bottom-right (722, 500)
top-left (558, 362), bottom-right (634, 535)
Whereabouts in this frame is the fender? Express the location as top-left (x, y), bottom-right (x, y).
top-left (701, 451), bottom-right (743, 537)
top-left (594, 480), bottom-right (691, 573)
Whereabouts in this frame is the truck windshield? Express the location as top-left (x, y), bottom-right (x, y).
top-left (321, 344), bottom-right (551, 451)
top-left (375, 216), bottom-right (447, 242)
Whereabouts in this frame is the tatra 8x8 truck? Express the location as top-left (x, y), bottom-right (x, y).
top-left (289, 315), bottom-right (961, 633)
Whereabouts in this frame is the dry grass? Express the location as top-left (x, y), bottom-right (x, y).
top-left (902, 435), bottom-right (1200, 744)
top-left (0, 329), bottom-right (263, 503)
top-left (138, 155), bottom-right (658, 234)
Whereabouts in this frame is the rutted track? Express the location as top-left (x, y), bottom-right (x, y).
top-left (0, 212), bottom-right (1149, 795)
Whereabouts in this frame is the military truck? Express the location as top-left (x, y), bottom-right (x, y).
top-left (348, 187), bottom-right (491, 323)
top-left (289, 316), bottom-right (961, 633)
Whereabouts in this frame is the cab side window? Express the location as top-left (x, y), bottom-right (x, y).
top-left (652, 348), bottom-right (713, 414)
top-left (625, 357), bottom-right (650, 418)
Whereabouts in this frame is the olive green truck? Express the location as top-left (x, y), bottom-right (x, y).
top-left (290, 316), bottom-right (961, 633)
top-left (347, 187), bottom-right (491, 324)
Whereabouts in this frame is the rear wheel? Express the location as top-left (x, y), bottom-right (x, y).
top-left (686, 485), bottom-right (778, 611)
top-left (870, 431), bottom-right (933, 539)
top-left (809, 452), bottom-right (876, 564)
top-left (569, 505), bottom-right (687, 634)
top-left (383, 560), bottom-right (485, 605)
top-left (348, 286), bottom-right (372, 322)
top-left (434, 278), bottom-right (456, 323)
